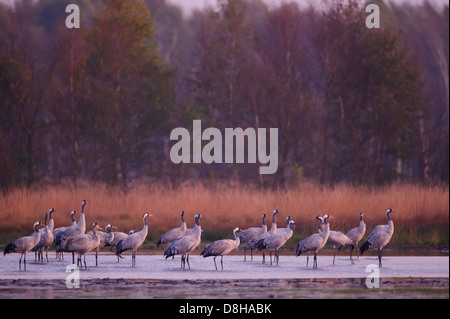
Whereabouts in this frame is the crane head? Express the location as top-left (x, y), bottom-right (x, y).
top-left (289, 220), bottom-right (296, 230)
top-left (92, 222), bottom-right (104, 231)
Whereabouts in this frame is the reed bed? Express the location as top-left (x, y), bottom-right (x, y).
top-left (0, 182), bottom-right (448, 246)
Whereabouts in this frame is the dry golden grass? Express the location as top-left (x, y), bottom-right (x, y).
top-left (0, 182), bottom-right (448, 246)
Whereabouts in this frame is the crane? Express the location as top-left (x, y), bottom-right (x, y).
top-left (201, 227), bottom-right (241, 270)
top-left (360, 208), bottom-right (396, 267)
top-left (296, 214), bottom-right (330, 269)
top-left (88, 224), bottom-right (116, 266)
top-left (238, 213), bottom-right (267, 261)
top-left (258, 219), bottom-right (295, 266)
top-left (58, 200), bottom-right (88, 263)
top-left (4, 221), bottom-right (42, 271)
top-left (248, 209), bottom-right (279, 263)
top-left (157, 211), bottom-right (187, 248)
top-left (61, 222), bottom-right (104, 269)
top-left (345, 212), bottom-right (366, 258)
top-left (116, 213), bottom-right (150, 267)
top-left (317, 216), bottom-right (354, 265)
top-left (164, 214), bottom-right (202, 269)
top-left (52, 210), bottom-right (77, 260)
top-left (33, 209), bottom-right (55, 263)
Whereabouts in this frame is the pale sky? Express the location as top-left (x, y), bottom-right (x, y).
top-left (166, 0), bottom-right (449, 17)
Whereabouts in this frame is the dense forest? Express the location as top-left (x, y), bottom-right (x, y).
top-left (0, 0), bottom-right (448, 191)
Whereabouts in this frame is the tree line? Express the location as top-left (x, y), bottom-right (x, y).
top-left (0, 0), bottom-right (448, 191)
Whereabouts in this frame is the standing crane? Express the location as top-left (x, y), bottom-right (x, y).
top-left (157, 211), bottom-right (187, 248)
top-left (52, 210), bottom-right (77, 260)
top-left (33, 209), bottom-right (55, 263)
top-left (345, 212), bottom-right (366, 258)
top-left (248, 209), bottom-right (280, 263)
top-left (116, 213), bottom-right (150, 267)
top-left (258, 220), bottom-right (295, 266)
top-left (4, 221), bottom-right (42, 271)
top-left (105, 229), bottom-right (134, 262)
top-left (58, 200), bottom-right (88, 263)
top-left (61, 222), bottom-right (104, 269)
top-left (164, 214), bottom-right (202, 269)
top-left (88, 224), bottom-right (116, 266)
top-left (238, 213), bottom-right (267, 261)
top-left (296, 214), bottom-right (330, 269)
top-left (360, 208), bottom-right (396, 267)
top-left (201, 227), bottom-right (241, 270)
top-left (317, 216), bottom-right (354, 265)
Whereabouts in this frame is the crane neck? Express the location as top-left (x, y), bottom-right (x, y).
top-left (270, 213), bottom-right (278, 232)
top-left (317, 220), bottom-right (324, 232)
top-left (233, 230), bottom-right (240, 244)
top-left (359, 219), bottom-right (366, 228)
top-left (70, 212), bottom-right (77, 225)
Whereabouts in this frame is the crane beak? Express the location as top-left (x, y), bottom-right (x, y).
top-left (111, 226), bottom-right (118, 229)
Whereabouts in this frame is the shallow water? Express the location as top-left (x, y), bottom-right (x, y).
top-left (0, 251), bottom-right (448, 299)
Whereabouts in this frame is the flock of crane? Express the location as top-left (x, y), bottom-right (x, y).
top-left (2, 199), bottom-right (396, 271)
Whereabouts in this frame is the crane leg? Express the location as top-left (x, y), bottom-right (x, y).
top-left (221, 256), bottom-right (224, 270)
top-left (243, 248), bottom-right (246, 261)
top-left (313, 252), bottom-right (317, 269)
top-left (306, 254), bottom-right (309, 267)
top-left (333, 250), bottom-right (336, 265)
top-left (23, 253), bottom-right (27, 271)
top-left (19, 254), bottom-right (23, 271)
top-left (250, 248), bottom-right (253, 261)
top-left (378, 248), bottom-right (382, 267)
top-left (213, 256), bottom-right (218, 270)
top-left (269, 251), bottom-right (273, 265)
top-left (186, 254), bottom-right (191, 269)
top-left (262, 251), bottom-right (265, 264)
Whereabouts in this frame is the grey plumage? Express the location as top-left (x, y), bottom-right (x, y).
top-left (33, 209), bottom-right (55, 263)
top-left (201, 227), bottom-right (241, 270)
top-left (157, 211), bottom-right (187, 247)
top-left (296, 214), bottom-right (330, 269)
top-left (116, 213), bottom-right (150, 267)
top-left (248, 209), bottom-right (280, 263)
top-left (164, 214), bottom-right (202, 269)
top-left (62, 222), bottom-right (103, 269)
top-left (57, 200), bottom-right (88, 263)
top-left (360, 208), bottom-right (396, 267)
top-left (52, 211), bottom-right (77, 247)
top-left (317, 216), bottom-right (354, 265)
top-left (4, 221), bottom-right (41, 271)
top-left (238, 213), bottom-right (267, 261)
top-left (258, 220), bottom-right (295, 266)
top-left (345, 212), bottom-right (366, 257)
top-left (88, 224), bottom-right (116, 266)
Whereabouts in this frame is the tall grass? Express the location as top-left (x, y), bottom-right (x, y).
top-left (0, 182), bottom-right (448, 246)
